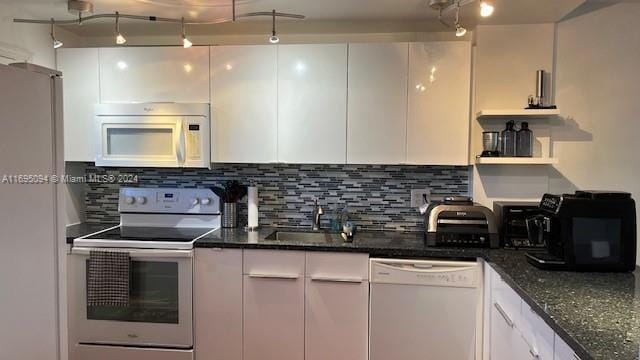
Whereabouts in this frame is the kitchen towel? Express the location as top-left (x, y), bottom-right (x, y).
top-left (87, 250), bottom-right (130, 307)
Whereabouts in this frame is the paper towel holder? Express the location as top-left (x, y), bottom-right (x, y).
top-left (246, 182), bottom-right (260, 232)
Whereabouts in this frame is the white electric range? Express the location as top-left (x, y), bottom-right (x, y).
top-left (69, 187), bottom-right (220, 357)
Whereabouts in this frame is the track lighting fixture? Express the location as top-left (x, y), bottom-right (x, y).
top-left (269, 9), bottom-right (280, 44)
top-left (181, 18), bottom-right (192, 48)
top-left (115, 11), bottom-right (126, 45)
top-left (454, 3), bottom-right (467, 37)
top-left (50, 19), bottom-right (63, 49)
top-left (480, 1), bottom-right (494, 17)
top-left (15, 0), bottom-right (306, 43)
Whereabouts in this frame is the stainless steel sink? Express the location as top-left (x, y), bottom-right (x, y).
top-left (265, 230), bottom-right (342, 243)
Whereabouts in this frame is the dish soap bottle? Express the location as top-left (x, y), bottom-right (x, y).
top-left (516, 121), bottom-right (533, 157)
top-left (501, 120), bottom-right (517, 157)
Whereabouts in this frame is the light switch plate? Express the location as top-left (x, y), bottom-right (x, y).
top-left (411, 188), bottom-right (431, 207)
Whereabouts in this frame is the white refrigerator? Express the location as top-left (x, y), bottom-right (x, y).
top-left (0, 63), bottom-right (65, 360)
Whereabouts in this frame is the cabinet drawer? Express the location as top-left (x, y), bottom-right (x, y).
top-left (305, 252), bottom-right (369, 281)
top-left (554, 335), bottom-right (580, 360)
top-left (72, 344), bottom-right (192, 360)
top-left (520, 302), bottom-right (555, 360)
top-left (491, 269), bottom-right (522, 326)
top-left (243, 250), bottom-right (305, 277)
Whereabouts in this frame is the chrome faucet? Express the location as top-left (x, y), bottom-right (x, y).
top-left (312, 198), bottom-right (324, 231)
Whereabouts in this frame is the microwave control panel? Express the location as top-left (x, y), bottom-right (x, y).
top-left (118, 187), bottom-right (220, 214)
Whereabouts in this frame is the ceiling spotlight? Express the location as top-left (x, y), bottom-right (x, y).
top-left (115, 12), bottom-right (126, 45)
top-left (454, 3), bottom-right (466, 37)
top-left (50, 19), bottom-right (63, 49)
top-left (480, 1), bottom-right (494, 17)
top-left (181, 17), bottom-right (192, 48)
top-left (269, 9), bottom-right (280, 44)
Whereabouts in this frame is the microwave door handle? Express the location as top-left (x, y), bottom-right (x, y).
top-left (176, 119), bottom-right (186, 165)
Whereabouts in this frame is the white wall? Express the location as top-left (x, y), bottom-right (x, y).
top-left (551, 2), bottom-right (640, 262)
top-left (471, 24), bottom-right (556, 207)
top-left (0, 3), bottom-right (55, 68)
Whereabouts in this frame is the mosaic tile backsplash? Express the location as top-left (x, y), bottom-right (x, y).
top-left (84, 163), bottom-right (471, 232)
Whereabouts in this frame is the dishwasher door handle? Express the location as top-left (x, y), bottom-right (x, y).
top-left (374, 261), bottom-right (476, 273)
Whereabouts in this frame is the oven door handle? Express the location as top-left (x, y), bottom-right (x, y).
top-left (71, 247), bottom-right (193, 258)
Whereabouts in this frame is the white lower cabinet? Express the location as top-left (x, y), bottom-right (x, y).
top-left (488, 264), bottom-right (580, 360)
top-left (243, 250), bottom-right (305, 360)
top-left (194, 248), bottom-right (242, 360)
top-left (490, 301), bottom-right (538, 360)
top-left (305, 253), bottom-right (369, 360)
top-left (554, 335), bottom-right (580, 360)
top-left (520, 303), bottom-right (555, 360)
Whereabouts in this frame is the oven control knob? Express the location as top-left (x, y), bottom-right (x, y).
top-left (136, 196), bottom-right (147, 205)
top-left (191, 198), bottom-right (200, 206)
top-left (200, 197), bottom-right (211, 205)
top-left (125, 196), bottom-right (135, 205)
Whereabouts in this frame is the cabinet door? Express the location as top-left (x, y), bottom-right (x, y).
top-left (347, 43), bottom-right (408, 164)
top-left (305, 252), bottom-right (369, 360)
top-left (407, 42), bottom-right (471, 165)
top-left (211, 45), bottom-right (277, 163)
top-left (490, 300), bottom-right (530, 360)
top-left (520, 303), bottom-right (555, 360)
top-left (243, 250), bottom-right (305, 360)
top-left (277, 44), bottom-right (348, 164)
top-left (554, 335), bottom-right (580, 360)
top-left (194, 249), bottom-right (242, 360)
top-left (243, 275), bottom-right (304, 360)
top-left (57, 48), bottom-right (99, 161)
top-left (99, 47), bottom-right (209, 103)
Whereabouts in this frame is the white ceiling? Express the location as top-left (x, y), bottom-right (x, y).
top-left (2, 0), bottom-right (599, 36)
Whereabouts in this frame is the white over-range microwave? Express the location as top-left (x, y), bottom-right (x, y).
top-left (95, 103), bottom-right (210, 168)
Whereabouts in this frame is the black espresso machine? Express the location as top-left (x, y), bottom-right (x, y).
top-left (526, 191), bottom-right (637, 272)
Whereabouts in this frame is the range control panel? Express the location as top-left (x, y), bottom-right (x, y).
top-left (118, 187), bottom-right (220, 214)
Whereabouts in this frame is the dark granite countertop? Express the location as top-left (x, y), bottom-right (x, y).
top-left (67, 224), bottom-right (640, 360)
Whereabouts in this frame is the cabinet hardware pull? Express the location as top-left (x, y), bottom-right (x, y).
top-left (494, 302), bottom-right (514, 328)
top-left (248, 273), bottom-right (299, 280)
top-left (311, 276), bottom-right (363, 284)
top-left (529, 348), bottom-right (540, 359)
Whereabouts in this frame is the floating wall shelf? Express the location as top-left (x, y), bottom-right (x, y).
top-left (475, 157), bottom-right (559, 165)
top-left (476, 109), bottom-right (560, 119)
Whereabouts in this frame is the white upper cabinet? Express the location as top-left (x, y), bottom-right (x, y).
top-left (57, 48), bottom-right (100, 162)
top-left (347, 43), bottom-right (408, 164)
top-left (407, 41), bottom-right (471, 165)
top-left (210, 45), bottom-right (277, 163)
top-left (99, 46), bottom-right (209, 103)
top-left (277, 44), bottom-right (348, 164)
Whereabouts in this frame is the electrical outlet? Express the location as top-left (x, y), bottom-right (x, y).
top-left (411, 188), bottom-right (431, 207)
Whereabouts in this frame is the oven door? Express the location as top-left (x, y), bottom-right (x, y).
top-left (69, 247), bottom-right (193, 348)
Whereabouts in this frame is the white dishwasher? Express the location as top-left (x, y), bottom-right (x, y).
top-left (369, 258), bottom-right (482, 360)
